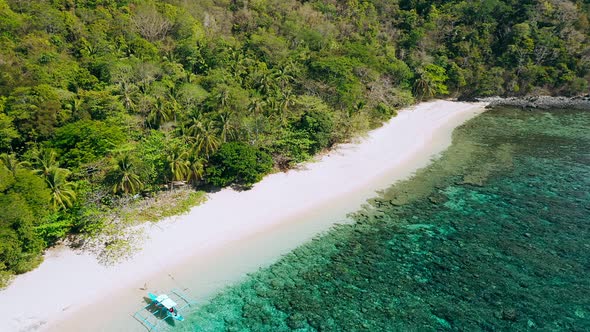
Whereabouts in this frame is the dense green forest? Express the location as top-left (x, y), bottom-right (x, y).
top-left (0, 0), bottom-right (589, 285)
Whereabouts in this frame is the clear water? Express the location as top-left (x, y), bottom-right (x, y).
top-left (175, 107), bottom-right (590, 331)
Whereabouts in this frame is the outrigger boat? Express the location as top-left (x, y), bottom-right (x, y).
top-left (148, 292), bottom-right (185, 321)
top-left (133, 288), bottom-right (197, 331)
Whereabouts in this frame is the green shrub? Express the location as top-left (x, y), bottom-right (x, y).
top-left (0, 270), bottom-right (13, 289)
top-left (206, 142), bottom-right (273, 188)
top-left (294, 106), bottom-right (334, 154)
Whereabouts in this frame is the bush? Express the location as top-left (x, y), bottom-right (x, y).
top-left (294, 106), bottom-right (334, 154)
top-left (206, 142), bottom-right (273, 188)
top-left (0, 270), bottom-right (12, 289)
top-left (35, 215), bottom-right (72, 246)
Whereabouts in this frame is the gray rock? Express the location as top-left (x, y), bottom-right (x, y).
top-left (476, 95), bottom-right (590, 110)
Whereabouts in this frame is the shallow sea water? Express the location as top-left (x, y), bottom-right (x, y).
top-left (175, 107), bottom-right (590, 331)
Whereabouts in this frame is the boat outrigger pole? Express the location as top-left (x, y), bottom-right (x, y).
top-left (133, 289), bottom-right (197, 331)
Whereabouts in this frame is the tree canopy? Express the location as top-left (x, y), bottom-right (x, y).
top-left (0, 0), bottom-right (588, 286)
top-left (206, 142), bottom-right (273, 188)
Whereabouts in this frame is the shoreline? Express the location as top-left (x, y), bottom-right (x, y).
top-left (0, 100), bottom-right (487, 332)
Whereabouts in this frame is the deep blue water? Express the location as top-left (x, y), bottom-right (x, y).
top-left (176, 107), bottom-right (590, 331)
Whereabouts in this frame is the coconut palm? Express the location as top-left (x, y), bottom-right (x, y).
top-left (272, 66), bottom-right (295, 90)
top-left (278, 91), bottom-right (296, 124)
top-left (412, 67), bottom-right (441, 100)
top-left (65, 96), bottom-right (84, 120)
top-left (227, 49), bottom-right (248, 84)
top-left (265, 95), bottom-right (284, 126)
top-left (188, 118), bottom-right (221, 159)
top-left (245, 113), bottom-right (269, 144)
top-left (109, 154), bottom-right (144, 195)
top-left (162, 79), bottom-right (182, 122)
top-left (214, 85), bottom-right (231, 108)
top-left (255, 70), bottom-right (273, 95)
top-left (0, 153), bottom-right (27, 176)
top-left (216, 110), bottom-right (236, 143)
top-left (166, 145), bottom-right (190, 183)
top-left (186, 154), bottom-right (205, 185)
top-left (111, 63), bottom-right (140, 112)
top-left (195, 121), bottom-right (221, 158)
top-left (46, 167), bottom-right (77, 210)
top-left (248, 97), bottom-right (266, 115)
top-left (146, 96), bottom-right (172, 129)
top-left (31, 148), bottom-right (59, 180)
top-left (184, 112), bottom-right (205, 134)
top-left (118, 81), bottom-right (140, 112)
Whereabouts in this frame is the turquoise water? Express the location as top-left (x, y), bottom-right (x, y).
top-left (176, 107), bottom-right (590, 331)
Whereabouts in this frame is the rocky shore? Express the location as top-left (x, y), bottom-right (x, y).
top-left (476, 95), bottom-right (590, 110)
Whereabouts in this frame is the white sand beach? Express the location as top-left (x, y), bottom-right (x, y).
top-left (0, 100), bottom-right (487, 332)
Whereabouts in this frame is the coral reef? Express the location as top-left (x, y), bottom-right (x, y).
top-left (178, 107), bottom-right (590, 331)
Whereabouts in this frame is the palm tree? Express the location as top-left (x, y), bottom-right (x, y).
top-left (46, 168), bottom-right (77, 210)
top-left (272, 66), bottom-right (295, 90)
top-left (109, 154), bottom-right (144, 195)
top-left (265, 95), bottom-right (285, 126)
top-left (65, 96), bottom-right (84, 120)
top-left (245, 98), bottom-right (268, 144)
top-left (216, 110), bottom-right (236, 143)
top-left (146, 96), bottom-right (173, 129)
top-left (111, 63), bottom-right (140, 112)
top-left (195, 121), bottom-right (221, 158)
top-left (251, 63), bottom-right (276, 95)
top-left (184, 112), bottom-right (205, 133)
top-left (118, 81), bottom-right (140, 112)
top-left (164, 81), bottom-right (182, 123)
top-left (214, 85), bottom-right (231, 108)
top-left (187, 118), bottom-right (221, 158)
top-left (278, 91), bottom-right (296, 124)
top-left (413, 67), bottom-right (436, 100)
top-left (248, 97), bottom-right (266, 115)
top-left (228, 49), bottom-right (246, 83)
top-left (186, 154), bottom-right (205, 185)
top-left (0, 153), bottom-right (27, 176)
top-left (31, 148), bottom-right (59, 180)
top-left (166, 145), bottom-right (190, 183)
